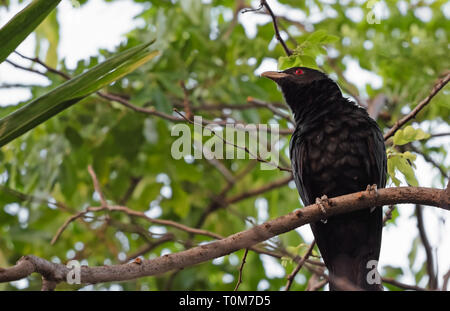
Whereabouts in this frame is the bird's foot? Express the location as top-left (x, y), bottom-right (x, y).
top-left (366, 184), bottom-right (378, 195)
top-left (315, 195), bottom-right (330, 224)
top-left (366, 184), bottom-right (378, 213)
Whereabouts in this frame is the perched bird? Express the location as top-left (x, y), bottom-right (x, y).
top-left (262, 67), bottom-right (386, 290)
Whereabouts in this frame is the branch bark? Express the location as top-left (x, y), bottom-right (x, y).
top-left (384, 73), bottom-right (450, 140)
top-left (260, 0), bottom-right (292, 56)
top-left (1, 186), bottom-right (446, 288)
top-left (416, 204), bottom-right (438, 289)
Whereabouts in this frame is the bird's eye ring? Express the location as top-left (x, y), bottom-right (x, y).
top-left (295, 69), bottom-right (304, 75)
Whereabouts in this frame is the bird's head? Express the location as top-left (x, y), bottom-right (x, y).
top-left (261, 67), bottom-right (328, 87)
top-left (261, 67), bottom-right (341, 115)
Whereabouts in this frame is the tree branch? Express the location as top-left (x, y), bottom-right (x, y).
top-left (384, 73), bottom-right (450, 140)
top-left (260, 0), bottom-right (292, 56)
top-left (1, 186), bottom-right (446, 287)
top-left (234, 248), bottom-right (249, 291)
top-left (382, 277), bottom-right (426, 291)
top-left (285, 240), bottom-right (316, 291)
top-left (416, 204), bottom-right (438, 289)
top-left (174, 108), bottom-right (292, 172)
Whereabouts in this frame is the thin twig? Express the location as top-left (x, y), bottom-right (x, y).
top-left (428, 132), bottom-right (450, 139)
top-left (174, 108), bottom-right (292, 172)
top-left (234, 248), bottom-right (249, 291)
top-left (247, 97), bottom-right (294, 123)
top-left (384, 73), bottom-right (450, 140)
top-left (8, 53), bottom-right (295, 136)
top-left (88, 165), bottom-right (108, 208)
top-left (2, 187), bottom-right (446, 287)
top-left (284, 241), bottom-right (316, 291)
top-left (382, 277), bottom-right (426, 291)
top-left (409, 144), bottom-right (448, 178)
top-left (14, 51), bottom-right (71, 80)
top-left (5, 59), bottom-right (46, 76)
top-left (0, 83), bottom-right (40, 88)
top-left (226, 174), bottom-right (293, 205)
top-left (443, 270), bottom-right (450, 291)
top-left (260, 0), bottom-right (292, 56)
top-left (179, 81), bottom-right (193, 121)
top-left (124, 233), bottom-right (175, 263)
top-left (383, 205), bottom-right (396, 225)
top-left (307, 277), bottom-right (328, 291)
top-left (0, 185), bottom-right (73, 213)
top-left (416, 204), bottom-right (438, 289)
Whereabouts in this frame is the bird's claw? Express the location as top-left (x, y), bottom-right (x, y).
top-left (366, 184), bottom-right (378, 213)
top-left (366, 184), bottom-right (378, 195)
top-left (315, 195), bottom-right (330, 224)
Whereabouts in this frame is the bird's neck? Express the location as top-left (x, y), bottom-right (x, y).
top-left (282, 79), bottom-right (343, 126)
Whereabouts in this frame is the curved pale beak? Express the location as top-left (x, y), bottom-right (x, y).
top-left (261, 71), bottom-right (289, 81)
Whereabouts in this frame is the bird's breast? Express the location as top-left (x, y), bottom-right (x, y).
top-left (298, 113), bottom-right (372, 197)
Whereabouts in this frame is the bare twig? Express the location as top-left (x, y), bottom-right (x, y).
top-left (428, 132), bottom-right (450, 139)
top-left (307, 277), bottom-right (328, 291)
top-left (5, 59), bottom-right (46, 76)
top-left (179, 81), bottom-right (193, 121)
top-left (382, 277), bottom-right (426, 291)
top-left (0, 185), bottom-right (73, 213)
top-left (174, 108), bottom-right (292, 172)
top-left (41, 278), bottom-right (57, 291)
top-left (383, 205), bottom-right (396, 225)
top-left (14, 51), bottom-right (71, 80)
top-left (416, 205), bottom-right (438, 289)
top-left (260, 0), bottom-right (292, 56)
top-left (226, 174), bottom-right (293, 205)
top-left (124, 233), bottom-right (175, 263)
top-left (247, 97), bottom-right (294, 123)
top-left (222, 0), bottom-right (245, 40)
top-left (234, 248), bottom-right (249, 291)
top-left (88, 165), bottom-right (108, 208)
top-left (285, 240), bottom-right (316, 291)
top-left (0, 83), bottom-right (40, 88)
top-left (384, 73), bottom-right (450, 140)
top-left (443, 269), bottom-right (450, 291)
top-left (118, 176), bottom-right (142, 205)
top-left (409, 144), bottom-right (448, 178)
top-left (367, 93), bottom-right (388, 120)
top-left (3, 186), bottom-right (445, 288)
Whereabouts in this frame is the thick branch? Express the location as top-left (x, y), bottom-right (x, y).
top-left (1, 186), bottom-right (446, 287)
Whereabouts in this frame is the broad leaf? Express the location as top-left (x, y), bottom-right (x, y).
top-left (0, 0), bottom-right (61, 63)
top-left (0, 41), bottom-right (159, 147)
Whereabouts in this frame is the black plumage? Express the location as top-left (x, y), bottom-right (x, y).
top-left (262, 67), bottom-right (387, 290)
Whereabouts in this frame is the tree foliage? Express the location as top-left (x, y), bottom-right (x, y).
top-left (0, 0), bottom-right (448, 291)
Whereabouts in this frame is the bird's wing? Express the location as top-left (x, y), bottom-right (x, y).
top-left (365, 119), bottom-right (387, 189)
top-left (289, 133), bottom-right (314, 206)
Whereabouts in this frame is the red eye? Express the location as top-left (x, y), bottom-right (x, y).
top-left (295, 69), bottom-right (304, 75)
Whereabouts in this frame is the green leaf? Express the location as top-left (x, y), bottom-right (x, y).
top-left (278, 55), bottom-right (315, 70)
top-left (397, 157), bottom-right (418, 186)
top-left (278, 30), bottom-right (338, 70)
top-left (387, 155), bottom-right (402, 186)
top-left (393, 125), bottom-right (430, 145)
top-left (383, 265), bottom-right (403, 279)
top-left (0, 41), bottom-right (159, 147)
top-left (306, 30), bottom-right (339, 44)
top-left (0, 0), bottom-right (61, 64)
top-left (387, 150), bottom-right (419, 187)
top-left (35, 9), bottom-right (60, 68)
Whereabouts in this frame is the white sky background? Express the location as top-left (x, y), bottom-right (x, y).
top-left (0, 0), bottom-right (449, 290)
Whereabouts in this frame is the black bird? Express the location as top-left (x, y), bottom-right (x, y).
top-left (262, 67), bottom-right (386, 290)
